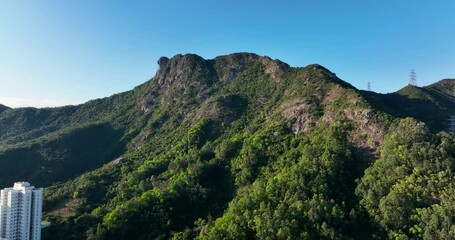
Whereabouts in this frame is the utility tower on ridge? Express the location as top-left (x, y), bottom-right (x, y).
top-left (409, 70), bottom-right (417, 86)
top-left (367, 82), bottom-right (371, 91)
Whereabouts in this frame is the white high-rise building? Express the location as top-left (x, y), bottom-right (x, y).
top-left (0, 182), bottom-right (43, 240)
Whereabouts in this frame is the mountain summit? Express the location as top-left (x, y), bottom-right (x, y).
top-left (0, 53), bottom-right (454, 239)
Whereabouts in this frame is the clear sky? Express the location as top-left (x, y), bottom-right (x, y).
top-left (0, 0), bottom-right (454, 108)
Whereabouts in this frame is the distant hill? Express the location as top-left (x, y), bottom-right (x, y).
top-left (0, 90), bottom-right (147, 187)
top-left (0, 104), bottom-right (9, 113)
top-left (427, 78), bottom-right (455, 96)
top-left (1, 53), bottom-right (454, 239)
top-left (361, 82), bottom-right (455, 130)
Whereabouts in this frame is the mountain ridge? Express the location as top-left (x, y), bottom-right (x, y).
top-left (0, 104), bottom-right (9, 112)
top-left (427, 78), bottom-right (455, 95)
top-left (0, 53), bottom-right (454, 239)
top-left (1, 52), bottom-right (453, 187)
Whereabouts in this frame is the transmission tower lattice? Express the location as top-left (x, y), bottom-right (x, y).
top-left (449, 116), bottom-right (455, 134)
top-left (367, 82), bottom-right (371, 91)
top-left (409, 70), bottom-right (417, 86)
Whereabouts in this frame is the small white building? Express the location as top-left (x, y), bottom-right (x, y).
top-left (0, 182), bottom-right (43, 240)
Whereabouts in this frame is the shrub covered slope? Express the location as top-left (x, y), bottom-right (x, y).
top-left (1, 53), bottom-right (455, 239)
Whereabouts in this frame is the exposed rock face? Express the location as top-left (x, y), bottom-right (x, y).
top-left (280, 98), bottom-right (316, 133)
top-left (214, 53), bottom-right (262, 82)
top-left (346, 108), bottom-right (385, 150)
top-left (213, 53), bottom-right (289, 82)
top-left (154, 53), bottom-right (289, 87)
top-left (109, 157), bottom-right (126, 165)
top-left (155, 57), bottom-right (170, 84)
top-left (260, 56), bottom-right (289, 82)
top-left (155, 54), bottom-right (212, 87)
top-left (148, 54), bottom-right (217, 113)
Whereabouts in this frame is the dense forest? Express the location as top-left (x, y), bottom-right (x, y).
top-left (0, 53), bottom-right (454, 239)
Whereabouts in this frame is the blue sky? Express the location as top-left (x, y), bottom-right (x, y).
top-left (0, 0), bottom-right (454, 107)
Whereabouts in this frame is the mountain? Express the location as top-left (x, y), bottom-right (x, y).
top-left (1, 53), bottom-right (454, 239)
top-left (428, 78), bottom-right (455, 96)
top-left (0, 89), bottom-right (149, 187)
top-left (362, 80), bottom-right (455, 131)
top-left (0, 104), bottom-right (9, 113)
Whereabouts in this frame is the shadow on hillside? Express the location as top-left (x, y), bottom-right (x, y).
top-left (361, 89), bottom-right (455, 132)
top-left (0, 123), bottom-right (126, 188)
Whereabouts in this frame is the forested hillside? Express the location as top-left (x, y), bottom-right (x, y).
top-left (1, 53), bottom-right (454, 239)
top-left (0, 104), bottom-right (8, 113)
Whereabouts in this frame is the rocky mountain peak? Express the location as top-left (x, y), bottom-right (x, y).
top-left (153, 53), bottom-right (291, 86)
top-left (155, 56), bottom-right (170, 78)
top-left (212, 52), bottom-right (289, 82)
top-left (154, 54), bottom-right (213, 86)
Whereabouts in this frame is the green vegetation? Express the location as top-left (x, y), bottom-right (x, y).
top-left (0, 104), bottom-right (8, 113)
top-left (362, 83), bottom-right (455, 131)
top-left (0, 53), bottom-right (454, 239)
top-left (357, 118), bottom-right (455, 239)
top-left (428, 78), bottom-right (455, 96)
